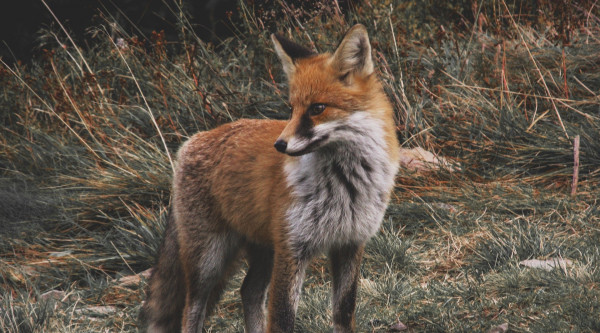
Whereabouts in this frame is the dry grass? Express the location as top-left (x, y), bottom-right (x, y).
top-left (1, 0), bottom-right (600, 332)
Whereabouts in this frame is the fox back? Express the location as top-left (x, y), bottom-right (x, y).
top-left (142, 24), bottom-right (399, 333)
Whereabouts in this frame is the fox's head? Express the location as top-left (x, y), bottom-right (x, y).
top-left (271, 24), bottom-right (392, 156)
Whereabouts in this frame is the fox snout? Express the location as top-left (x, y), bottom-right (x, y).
top-left (274, 139), bottom-right (287, 153)
top-left (273, 134), bottom-right (330, 156)
top-left (274, 111), bottom-right (327, 156)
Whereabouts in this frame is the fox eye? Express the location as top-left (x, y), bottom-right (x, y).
top-left (308, 103), bottom-right (326, 116)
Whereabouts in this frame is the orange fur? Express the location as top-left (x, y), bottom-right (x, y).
top-left (175, 119), bottom-right (290, 245)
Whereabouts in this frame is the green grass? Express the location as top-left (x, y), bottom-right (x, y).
top-left (2, 0), bottom-right (600, 332)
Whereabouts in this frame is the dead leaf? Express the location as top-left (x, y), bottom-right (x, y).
top-left (519, 258), bottom-right (572, 271)
top-left (398, 147), bottom-right (458, 172)
top-left (116, 268), bottom-right (153, 287)
top-left (487, 322), bottom-right (509, 333)
top-left (40, 290), bottom-right (66, 301)
top-left (389, 320), bottom-right (408, 331)
top-left (75, 305), bottom-right (117, 317)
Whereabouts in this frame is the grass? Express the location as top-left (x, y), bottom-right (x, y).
top-left (1, 0), bottom-right (600, 332)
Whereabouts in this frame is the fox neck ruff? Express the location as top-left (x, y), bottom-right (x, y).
top-left (283, 111), bottom-right (397, 255)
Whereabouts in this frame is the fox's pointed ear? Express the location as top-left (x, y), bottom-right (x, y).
top-left (331, 24), bottom-right (374, 79)
top-left (271, 33), bottom-right (315, 79)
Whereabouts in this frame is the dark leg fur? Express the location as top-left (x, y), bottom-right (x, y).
top-left (181, 231), bottom-right (241, 333)
top-left (241, 243), bottom-right (274, 333)
top-left (267, 250), bottom-right (310, 333)
top-left (204, 261), bottom-right (238, 320)
top-left (330, 243), bottom-right (364, 333)
top-left (141, 212), bottom-right (185, 333)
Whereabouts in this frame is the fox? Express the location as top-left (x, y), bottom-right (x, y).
top-left (141, 24), bottom-right (400, 333)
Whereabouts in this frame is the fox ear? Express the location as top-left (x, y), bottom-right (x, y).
top-left (331, 24), bottom-right (374, 79)
top-left (271, 34), bottom-right (315, 79)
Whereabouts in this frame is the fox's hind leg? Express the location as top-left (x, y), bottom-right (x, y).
top-left (141, 212), bottom-right (185, 333)
top-left (180, 230), bottom-right (240, 333)
top-left (241, 243), bottom-right (274, 333)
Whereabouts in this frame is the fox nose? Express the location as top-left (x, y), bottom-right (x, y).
top-left (274, 139), bottom-right (287, 153)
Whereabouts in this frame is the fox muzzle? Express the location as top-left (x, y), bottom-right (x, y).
top-left (274, 139), bottom-right (288, 153)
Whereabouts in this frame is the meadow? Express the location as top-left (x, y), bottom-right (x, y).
top-left (1, 0), bottom-right (599, 332)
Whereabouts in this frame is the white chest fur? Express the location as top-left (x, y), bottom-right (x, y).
top-left (284, 112), bottom-right (398, 254)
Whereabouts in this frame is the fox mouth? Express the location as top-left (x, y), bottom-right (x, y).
top-left (286, 135), bottom-right (329, 156)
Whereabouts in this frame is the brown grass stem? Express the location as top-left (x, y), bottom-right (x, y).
top-left (571, 135), bottom-right (580, 196)
top-left (107, 31), bottom-right (175, 172)
top-left (500, 0), bottom-right (569, 139)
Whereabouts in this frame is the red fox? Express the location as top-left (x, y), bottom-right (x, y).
top-left (141, 24), bottom-right (400, 333)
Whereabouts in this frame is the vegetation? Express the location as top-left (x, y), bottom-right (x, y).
top-left (1, 0), bottom-right (599, 332)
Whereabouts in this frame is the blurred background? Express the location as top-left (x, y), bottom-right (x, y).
top-left (0, 0), bottom-right (363, 64)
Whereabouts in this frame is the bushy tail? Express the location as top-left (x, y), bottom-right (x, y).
top-left (140, 212), bottom-right (185, 333)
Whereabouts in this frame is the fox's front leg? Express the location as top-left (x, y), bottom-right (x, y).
top-left (266, 246), bottom-right (310, 333)
top-left (330, 243), bottom-right (365, 333)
